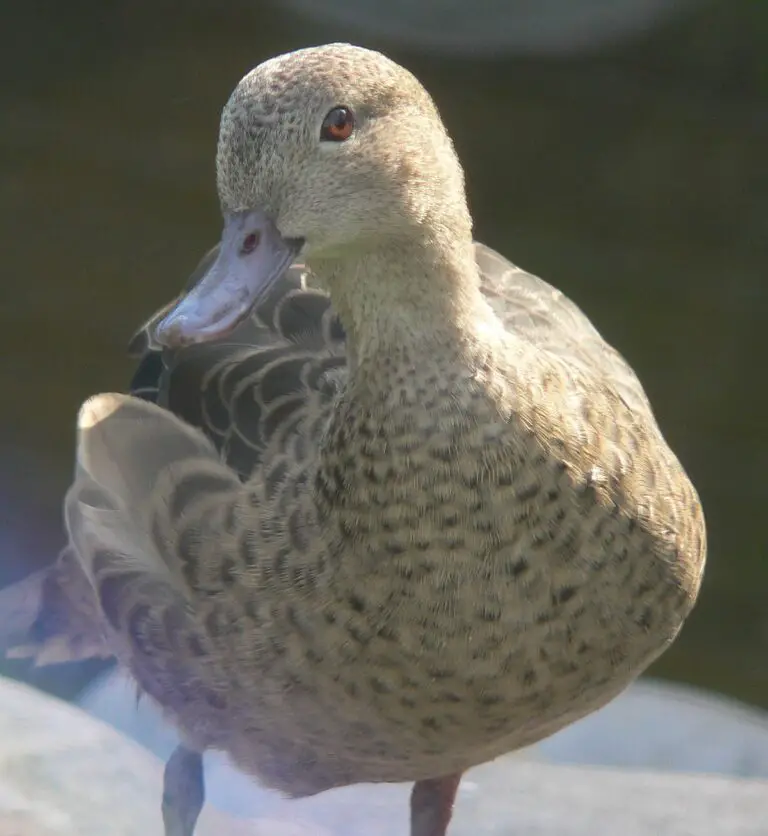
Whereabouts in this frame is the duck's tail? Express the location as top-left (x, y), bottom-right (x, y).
top-left (0, 546), bottom-right (112, 666)
top-left (1, 391), bottom-right (238, 671)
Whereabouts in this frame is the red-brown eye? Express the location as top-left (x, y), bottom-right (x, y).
top-left (320, 106), bottom-right (355, 142)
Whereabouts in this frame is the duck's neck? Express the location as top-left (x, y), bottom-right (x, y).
top-left (308, 234), bottom-right (489, 376)
top-left (309, 234), bottom-right (505, 548)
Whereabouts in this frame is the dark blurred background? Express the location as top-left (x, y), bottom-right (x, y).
top-left (1, 0), bottom-right (766, 709)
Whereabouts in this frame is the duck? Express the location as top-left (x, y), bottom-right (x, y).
top-left (0, 43), bottom-right (706, 836)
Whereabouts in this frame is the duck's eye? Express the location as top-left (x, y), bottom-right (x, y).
top-left (320, 106), bottom-right (355, 142)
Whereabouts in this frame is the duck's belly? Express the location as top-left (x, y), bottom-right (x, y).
top-left (200, 542), bottom-right (690, 797)
top-left (221, 643), bottom-right (639, 798)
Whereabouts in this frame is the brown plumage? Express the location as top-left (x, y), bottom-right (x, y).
top-left (0, 44), bottom-right (706, 836)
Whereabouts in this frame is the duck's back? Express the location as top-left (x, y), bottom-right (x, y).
top-left (129, 249), bottom-right (347, 479)
top-left (475, 244), bottom-right (653, 417)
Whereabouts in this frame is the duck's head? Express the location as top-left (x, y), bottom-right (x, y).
top-left (156, 43), bottom-right (472, 347)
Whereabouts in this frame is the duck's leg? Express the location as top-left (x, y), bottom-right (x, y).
top-left (410, 773), bottom-right (463, 836)
top-left (162, 744), bottom-right (204, 836)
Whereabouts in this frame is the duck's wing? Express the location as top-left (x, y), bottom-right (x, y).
top-left (57, 392), bottom-right (248, 704)
top-left (475, 241), bottom-right (652, 417)
top-left (1, 249), bottom-right (347, 672)
top-left (128, 246), bottom-right (347, 478)
top-left (64, 250), bottom-right (347, 672)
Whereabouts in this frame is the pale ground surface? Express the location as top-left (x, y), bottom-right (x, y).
top-left (1, 673), bottom-right (767, 835)
top-left (80, 670), bottom-right (768, 820)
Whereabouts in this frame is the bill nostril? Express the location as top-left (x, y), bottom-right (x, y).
top-left (240, 231), bottom-right (261, 255)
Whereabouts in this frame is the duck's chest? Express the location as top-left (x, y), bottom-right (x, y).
top-left (315, 364), bottom-right (575, 577)
top-left (308, 369), bottom-right (693, 714)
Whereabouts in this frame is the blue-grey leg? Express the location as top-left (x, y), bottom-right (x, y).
top-left (162, 745), bottom-right (204, 836)
top-left (410, 773), bottom-right (463, 836)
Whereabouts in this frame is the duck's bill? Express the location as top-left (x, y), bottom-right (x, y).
top-left (153, 210), bottom-right (303, 348)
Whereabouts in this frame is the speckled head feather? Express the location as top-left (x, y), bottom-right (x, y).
top-left (216, 43), bottom-right (471, 257)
